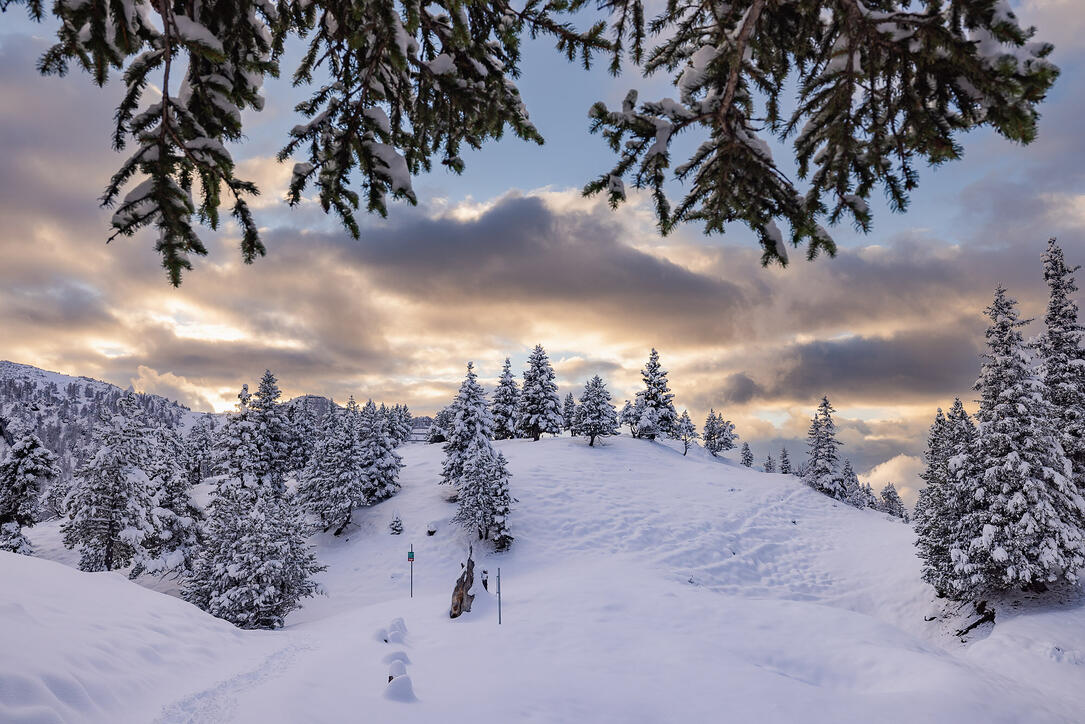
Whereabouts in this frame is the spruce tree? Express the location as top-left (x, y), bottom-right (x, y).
top-left (215, 385), bottom-right (263, 508)
top-left (636, 349), bottom-right (677, 439)
top-left (427, 406), bottom-right (455, 443)
top-left (62, 396), bottom-right (154, 571)
top-left (802, 397), bottom-right (845, 499)
top-left (492, 357), bottom-right (521, 441)
top-left (702, 410), bottom-right (720, 454)
top-left (779, 447), bottom-right (793, 475)
top-left (915, 408), bottom-right (955, 595)
top-left (388, 404), bottom-right (414, 447)
top-left (1037, 238), bottom-right (1085, 493)
top-left (0, 433), bottom-right (60, 555)
top-left (284, 403), bottom-right (319, 474)
top-left (952, 287), bottom-right (1085, 598)
top-left (675, 410), bottom-right (698, 455)
top-left (183, 413), bottom-right (217, 485)
top-left (841, 459), bottom-right (869, 508)
top-left (619, 400), bottom-right (639, 437)
top-left (296, 399), bottom-right (367, 535)
top-left (563, 393), bottom-right (577, 434)
top-left (250, 370), bottom-right (290, 495)
top-left (518, 345), bottom-right (563, 442)
top-left (573, 376), bottom-right (619, 447)
top-left (879, 483), bottom-right (907, 521)
top-left (389, 513), bottom-right (403, 535)
top-left (442, 363), bottom-right (495, 485)
top-left (186, 489), bottom-right (324, 629)
top-left (740, 442), bottom-right (754, 467)
top-left (454, 439), bottom-right (514, 551)
top-left (360, 414), bottom-right (404, 504)
top-left (134, 424), bottom-right (202, 577)
top-left (763, 455), bottom-right (776, 474)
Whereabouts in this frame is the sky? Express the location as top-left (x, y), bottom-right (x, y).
top-left (2, 1), bottom-right (1084, 502)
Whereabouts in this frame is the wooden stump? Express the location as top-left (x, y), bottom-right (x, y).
top-left (449, 546), bottom-right (475, 619)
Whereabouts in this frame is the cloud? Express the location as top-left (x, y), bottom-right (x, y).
top-left (863, 454), bottom-right (926, 507)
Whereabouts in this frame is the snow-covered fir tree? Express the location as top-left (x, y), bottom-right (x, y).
top-left (518, 345), bottom-right (563, 442)
top-left (62, 394), bottom-right (155, 571)
top-left (704, 412), bottom-right (738, 457)
top-left (563, 392), bottom-right (577, 434)
top-left (951, 286), bottom-right (1085, 598)
top-left (573, 376), bottom-right (619, 447)
top-left (360, 413), bottom-right (404, 504)
top-left (453, 439), bottom-right (514, 551)
top-left (763, 455), bottom-right (776, 474)
top-left (133, 424), bottom-right (202, 577)
top-left (427, 406), bottom-right (455, 443)
top-left (675, 410), bottom-right (698, 455)
top-left (840, 459), bottom-right (861, 506)
top-left (389, 513), bottom-right (403, 535)
top-left (1037, 238), bottom-right (1085, 492)
top-left (183, 413), bottom-right (217, 485)
top-left (491, 358), bottom-right (521, 441)
top-left (619, 400), bottom-right (639, 437)
top-left (635, 349), bottom-right (677, 439)
top-left (186, 488), bottom-right (324, 629)
top-left (740, 442), bottom-right (754, 467)
top-left (0, 432), bottom-right (60, 554)
top-left (802, 397), bottom-right (845, 500)
top-left (702, 410), bottom-right (720, 453)
top-left (879, 483), bottom-right (907, 521)
top-left (779, 447), bottom-right (793, 475)
top-left (249, 370), bottom-right (290, 495)
top-left (215, 385), bottom-right (264, 506)
top-left (442, 363), bottom-right (495, 485)
top-left (284, 403), bottom-right (319, 474)
top-left (915, 408), bottom-right (954, 595)
top-left (296, 399), bottom-right (367, 535)
top-left (388, 404), bottom-right (414, 447)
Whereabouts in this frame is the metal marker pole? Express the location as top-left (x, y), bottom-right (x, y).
top-left (497, 567), bottom-right (501, 625)
top-left (410, 544), bottom-right (414, 598)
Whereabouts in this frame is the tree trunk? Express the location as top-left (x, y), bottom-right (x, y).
top-left (449, 546), bottom-right (475, 619)
top-left (589, 434), bottom-right (596, 447)
top-left (333, 510), bottom-right (352, 537)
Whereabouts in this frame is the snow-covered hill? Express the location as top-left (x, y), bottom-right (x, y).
top-left (4, 436), bottom-right (1085, 722)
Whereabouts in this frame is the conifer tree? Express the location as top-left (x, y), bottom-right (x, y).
top-left (492, 358), bottom-right (521, 441)
top-left (675, 410), bottom-right (698, 455)
top-left (951, 287), bottom-right (1085, 598)
top-left (427, 406), bottom-right (455, 443)
top-left (186, 489), bottom-right (324, 629)
top-left (763, 455), bottom-right (776, 474)
top-left (713, 417), bottom-right (738, 456)
top-left (454, 439), bottom-right (514, 551)
top-left (915, 408), bottom-right (955, 595)
top-left (841, 459), bottom-right (870, 508)
top-left (183, 413), bottom-right (217, 485)
top-left (518, 345), bottom-right (563, 442)
top-left (215, 385), bottom-right (263, 509)
top-left (296, 399), bottom-right (367, 535)
top-left (134, 424), bottom-right (202, 577)
top-left (389, 513), bottom-right (403, 535)
top-left (442, 363), bottom-right (495, 485)
top-left (62, 396), bottom-right (154, 571)
top-left (702, 410), bottom-right (720, 454)
top-left (388, 404), bottom-right (414, 447)
top-left (360, 414), bottom-right (404, 504)
top-left (619, 399), bottom-right (640, 437)
top-left (563, 392), bottom-right (577, 433)
top-left (573, 376), bottom-right (619, 447)
top-left (636, 349), bottom-right (677, 439)
top-left (879, 483), bottom-right (907, 521)
top-left (1037, 238), bottom-right (1085, 492)
top-left (250, 370), bottom-right (290, 495)
top-left (802, 397), bottom-right (845, 499)
top-left (740, 442), bottom-right (753, 467)
top-left (0, 433), bottom-right (60, 554)
top-left (779, 447), bottom-right (793, 475)
top-left (284, 403), bottom-right (319, 473)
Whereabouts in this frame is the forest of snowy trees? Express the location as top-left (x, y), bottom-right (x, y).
top-left (8, 255), bottom-right (1083, 632)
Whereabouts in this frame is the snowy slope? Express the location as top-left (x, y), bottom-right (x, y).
top-left (5, 436), bottom-right (1085, 723)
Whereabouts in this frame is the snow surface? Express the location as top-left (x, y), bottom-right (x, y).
top-left (5, 436), bottom-right (1085, 722)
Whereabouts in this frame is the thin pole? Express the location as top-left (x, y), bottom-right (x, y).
top-left (497, 567), bottom-right (502, 625)
top-left (410, 544), bottom-right (414, 598)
